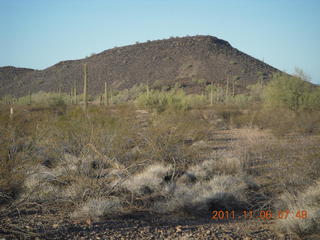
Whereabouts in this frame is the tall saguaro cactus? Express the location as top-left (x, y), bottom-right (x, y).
top-left (210, 82), bottom-right (214, 106)
top-left (83, 63), bottom-right (88, 113)
top-left (225, 77), bottom-right (229, 100)
top-left (74, 80), bottom-right (78, 105)
top-left (58, 87), bottom-right (61, 99)
top-left (146, 79), bottom-right (149, 97)
top-left (9, 106), bottom-right (14, 120)
top-left (104, 81), bottom-right (109, 106)
top-left (28, 91), bottom-right (32, 105)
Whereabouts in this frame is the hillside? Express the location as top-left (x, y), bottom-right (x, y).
top-left (0, 67), bottom-right (35, 96)
top-left (0, 35), bottom-right (279, 97)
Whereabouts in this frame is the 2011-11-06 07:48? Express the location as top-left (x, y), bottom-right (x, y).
top-left (211, 210), bottom-right (308, 220)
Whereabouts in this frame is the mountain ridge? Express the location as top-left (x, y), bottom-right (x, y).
top-left (0, 35), bottom-right (279, 97)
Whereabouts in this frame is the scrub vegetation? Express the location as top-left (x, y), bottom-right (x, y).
top-left (0, 70), bottom-right (319, 239)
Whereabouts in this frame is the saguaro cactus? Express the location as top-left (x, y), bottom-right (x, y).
top-left (210, 81), bottom-right (213, 106)
top-left (28, 91), bottom-right (32, 105)
top-left (110, 88), bottom-right (113, 104)
top-left (225, 77), bottom-right (229, 99)
top-left (83, 63), bottom-right (88, 113)
top-left (10, 106), bottom-right (14, 120)
top-left (70, 90), bottom-right (73, 104)
top-left (74, 80), bottom-right (78, 105)
top-left (104, 81), bottom-right (109, 106)
top-left (216, 83), bottom-right (220, 102)
top-left (232, 78), bottom-right (236, 97)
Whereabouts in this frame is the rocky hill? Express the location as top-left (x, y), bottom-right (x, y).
top-left (0, 35), bottom-right (279, 97)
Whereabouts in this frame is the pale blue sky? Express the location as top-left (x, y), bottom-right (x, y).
top-left (1, 0), bottom-right (319, 83)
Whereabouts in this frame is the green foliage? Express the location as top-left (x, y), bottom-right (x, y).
top-left (136, 90), bottom-right (175, 113)
top-left (192, 78), bottom-right (206, 85)
top-left (206, 84), bottom-right (225, 103)
top-left (263, 73), bottom-right (314, 111)
top-left (48, 97), bottom-right (67, 115)
top-left (152, 80), bottom-right (162, 89)
top-left (112, 83), bottom-right (147, 104)
top-left (174, 82), bottom-right (182, 90)
top-left (186, 94), bottom-right (208, 109)
top-left (136, 89), bottom-right (206, 113)
top-left (247, 82), bottom-right (264, 102)
top-left (15, 91), bottom-right (71, 106)
top-left (304, 87), bottom-right (320, 111)
top-left (227, 94), bottom-right (251, 107)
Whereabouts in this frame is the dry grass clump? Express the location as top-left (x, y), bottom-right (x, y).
top-left (123, 163), bottom-right (173, 194)
top-left (21, 150), bottom-right (128, 203)
top-left (154, 174), bottom-right (249, 215)
top-left (188, 156), bottom-right (242, 178)
top-left (275, 180), bottom-right (320, 237)
top-left (70, 153), bottom-right (253, 219)
top-left (154, 155), bottom-right (252, 214)
top-left (120, 155), bottom-right (252, 215)
top-left (71, 197), bottom-right (123, 220)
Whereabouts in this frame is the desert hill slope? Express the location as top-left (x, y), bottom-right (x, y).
top-left (0, 35), bottom-right (279, 97)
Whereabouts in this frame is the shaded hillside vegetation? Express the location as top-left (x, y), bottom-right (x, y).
top-left (0, 35), bottom-right (279, 97)
top-left (0, 67), bottom-right (35, 95)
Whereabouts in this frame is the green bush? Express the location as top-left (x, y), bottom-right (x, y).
top-left (247, 82), bottom-right (264, 102)
top-left (112, 83), bottom-right (147, 104)
top-left (263, 73), bottom-right (314, 111)
top-left (135, 89), bottom-right (192, 112)
top-left (227, 94), bottom-right (251, 107)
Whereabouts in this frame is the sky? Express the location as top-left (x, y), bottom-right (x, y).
top-left (1, 0), bottom-right (320, 84)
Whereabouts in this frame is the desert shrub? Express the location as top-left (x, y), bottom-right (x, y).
top-left (0, 105), bottom-right (137, 204)
top-left (294, 111), bottom-right (320, 134)
top-left (123, 164), bottom-right (173, 195)
top-left (214, 105), bottom-right (242, 128)
top-left (188, 157), bottom-right (242, 179)
top-left (235, 129), bottom-right (320, 196)
top-left (227, 94), bottom-right (251, 107)
top-left (0, 108), bottom-right (43, 204)
top-left (138, 111), bottom-right (208, 169)
top-left (16, 91), bottom-right (71, 106)
top-left (0, 95), bottom-right (16, 105)
top-left (112, 83), bottom-right (147, 104)
top-left (206, 84), bottom-right (225, 103)
top-left (136, 90), bottom-right (167, 112)
top-left (303, 87), bottom-right (320, 111)
top-left (144, 158), bottom-right (251, 214)
top-left (247, 82), bottom-right (264, 103)
top-left (71, 197), bottom-right (123, 219)
top-left (275, 180), bottom-right (320, 237)
top-left (263, 73), bottom-right (314, 111)
top-left (117, 156), bottom-right (253, 216)
top-left (253, 108), bottom-right (320, 136)
top-left (135, 89), bottom-right (191, 112)
top-left (185, 94), bottom-right (207, 109)
top-left (192, 78), bottom-right (206, 85)
top-left (152, 80), bottom-right (163, 89)
top-left (257, 108), bottom-right (296, 136)
top-left (154, 174), bottom-right (249, 214)
top-left (47, 97), bottom-right (67, 114)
